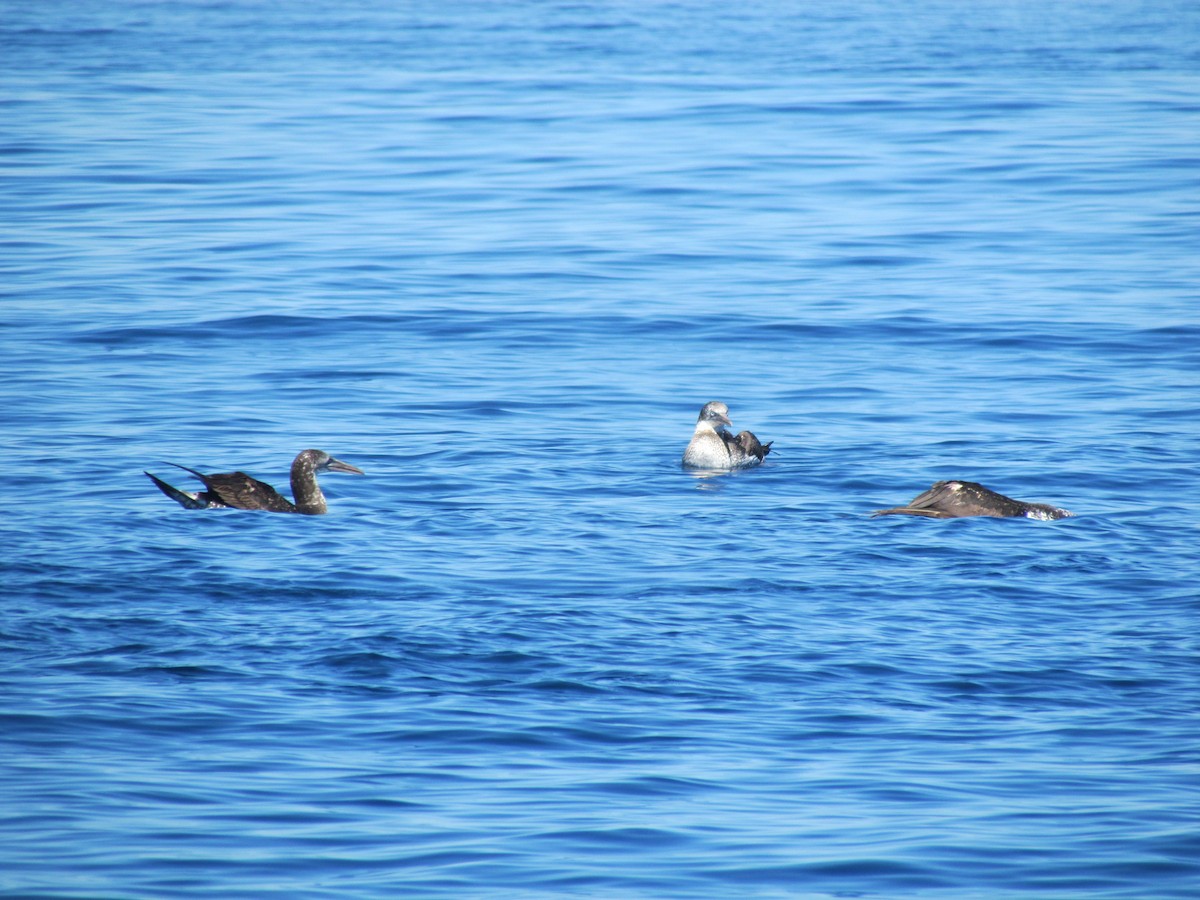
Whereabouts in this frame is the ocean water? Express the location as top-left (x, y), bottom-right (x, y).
top-left (3, 2), bottom-right (1199, 897)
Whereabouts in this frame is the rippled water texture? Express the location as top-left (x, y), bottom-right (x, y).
top-left (3, 2), bottom-right (1199, 897)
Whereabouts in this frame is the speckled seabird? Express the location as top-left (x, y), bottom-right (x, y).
top-left (871, 480), bottom-right (1073, 520)
top-left (145, 449), bottom-right (364, 515)
top-left (682, 401), bottom-right (772, 470)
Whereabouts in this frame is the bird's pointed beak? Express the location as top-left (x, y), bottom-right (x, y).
top-left (326, 457), bottom-right (365, 475)
top-left (715, 413), bottom-right (732, 427)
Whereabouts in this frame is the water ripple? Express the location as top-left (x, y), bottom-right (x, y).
top-left (3, 1), bottom-right (1199, 897)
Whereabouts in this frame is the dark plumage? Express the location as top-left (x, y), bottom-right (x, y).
top-left (732, 430), bottom-right (772, 464)
top-left (145, 449), bottom-right (364, 515)
top-left (872, 480), bottom-right (1072, 520)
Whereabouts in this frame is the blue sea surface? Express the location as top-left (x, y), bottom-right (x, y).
top-left (3, 2), bottom-right (1199, 897)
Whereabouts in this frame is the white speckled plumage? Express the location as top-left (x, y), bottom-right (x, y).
top-left (145, 449), bottom-right (364, 515)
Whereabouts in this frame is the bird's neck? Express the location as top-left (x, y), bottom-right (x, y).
top-left (290, 458), bottom-right (328, 515)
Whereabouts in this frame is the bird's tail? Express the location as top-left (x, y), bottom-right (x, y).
top-left (870, 507), bottom-right (949, 518)
top-left (144, 471), bottom-right (208, 509)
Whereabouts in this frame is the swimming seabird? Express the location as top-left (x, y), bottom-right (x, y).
top-left (145, 449), bottom-right (364, 515)
top-left (682, 401), bottom-right (772, 469)
top-left (871, 480), bottom-right (1073, 520)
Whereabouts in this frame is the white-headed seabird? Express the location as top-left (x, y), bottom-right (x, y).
top-left (872, 480), bottom-right (1073, 520)
top-left (145, 449), bottom-right (364, 515)
top-left (682, 401), bottom-right (772, 470)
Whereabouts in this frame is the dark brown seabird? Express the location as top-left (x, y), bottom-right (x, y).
top-left (682, 401), bottom-right (772, 469)
top-left (145, 449), bottom-right (364, 515)
top-left (872, 480), bottom-right (1073, 520)
top-left (733, 430), bottom-right (771, 462)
